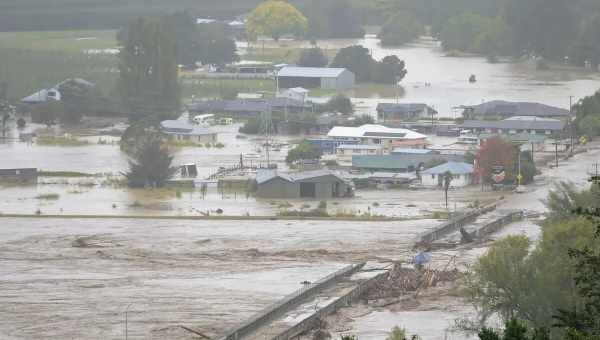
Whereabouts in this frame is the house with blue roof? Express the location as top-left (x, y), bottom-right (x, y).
top-left (421, 161), bottom-right (474, 188)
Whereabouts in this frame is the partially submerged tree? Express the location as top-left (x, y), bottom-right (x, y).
top-left (285, 140), bottom-right (322, 164)
top-left (330, 45), bottom-right (408, 84)
top-left (124, 133), bottom-right (177, 188)
top-left (246, 0), bottom-right (308, 41)
top-left (298, 47), bottom-right (328, 67)
top-left (324, 94), bottom-right (353, 114)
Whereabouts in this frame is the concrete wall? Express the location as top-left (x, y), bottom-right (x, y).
top-left (271, 270), bottom-right (389, 340)
top-left (417, 205), bottom-right (496, 245)
top-left (219, 264), bottom-right (364, 340)
top-left (422, 173), bottom-right (472, 187)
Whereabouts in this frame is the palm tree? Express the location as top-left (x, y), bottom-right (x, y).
top-left (443, 171), bottom-right (454, 209)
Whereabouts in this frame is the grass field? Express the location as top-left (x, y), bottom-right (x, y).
top-left (0, 30), bottom-right (118, 53)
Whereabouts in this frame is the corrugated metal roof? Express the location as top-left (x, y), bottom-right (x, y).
top-left (328, 124), bottom-right (427, 140)
top-left (376, 103), bottom-right (437, 114)
top-left (352, 154), bottom-right (464, 171)
top-left (422, 162), bottom-right (474, 175)
top-left (462, 100), bottom-right (571, 117)
top-left (160, 120), bottom-right (214, 136)
top-left (256, 169), bottom-right (345, 184)
top-left (391, 148), bottom-right (437, 155)
top-left (337, 144), bottom-right (382, 150)
top-left (461, 119), bottom-right (566, 131)
top-left (277, 66), bottom-right (349, 78)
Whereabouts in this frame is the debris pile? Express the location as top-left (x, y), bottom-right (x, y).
top-left (365, 263), bottom-right (461, 300)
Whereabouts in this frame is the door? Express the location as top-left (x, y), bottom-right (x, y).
top-left (300, 182), bottom-right (316, 198)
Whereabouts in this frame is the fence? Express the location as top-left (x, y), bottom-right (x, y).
top-left (218, 263), bottom-right (365, 340)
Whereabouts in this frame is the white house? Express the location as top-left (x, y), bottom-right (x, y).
top-left (327, 124), bottom-right (428, 152)
top-left (278, 87), bottom-right (309, 103)
top-left (160, 120), bottom-right (217, 144)
top-left (421, 162), bottom-right (474, 188)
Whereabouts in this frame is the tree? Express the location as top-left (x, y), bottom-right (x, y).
top-left (303, 0), bottom-right (365, 40)
top-left (371, 55), bottom-right (408, 84)
top-left (378, 12), bottom-right (424, 46)
top-left (246, 0), bottom-right (308, 41)
top-left (118, 16), bottom-right (181, 122)
top-left (476, 136), bottom-right (517, 185)
top-left (298, 47), bottom-right (328, 67)
top-left (57, 79), bottom-right (95, 125)
top-left (330, 46), bottom-right (408, 84)
top-left (286, 140), bottom-right (322, 164)
top-left (124, 133), bottom-right (177, 188)
top-left (478, 319), bottom-right (549, 340)
top-left (573, 90), bottom-right (600, 138)
top-left (160, 12), bottom-right (239, 67)
top-left (443, 171), bottom-right (453, 209)
top-left (518, 151), bottom-right (536, 185)
top-left (440, 12), bottom-right (489, 52)
top-left (325, 94), bottom-right (353, 114)
top-left (30, 100), bottom-right (64, 127)
top-left (330, 45), bottom-right (374, 82)
top-left (387, 326), bottom-right (407, 340)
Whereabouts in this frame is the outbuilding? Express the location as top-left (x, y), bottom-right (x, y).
top-left (255, 169), bottom-right (353, 199)
top-left (276, 67), bottom-right (355, 90)
top-left (421, 162), bottom-right (474, 188)
top-left (160, 120), bottom-right (217, 144)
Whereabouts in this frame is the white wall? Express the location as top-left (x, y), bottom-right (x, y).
top-left (422, 173), bottom-right (472, 187)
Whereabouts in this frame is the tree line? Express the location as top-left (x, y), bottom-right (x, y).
top-left (376, 0), bottom-right (600, 66)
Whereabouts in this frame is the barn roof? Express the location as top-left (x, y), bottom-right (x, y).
top-left (277, 66), bottom-right (349, 78)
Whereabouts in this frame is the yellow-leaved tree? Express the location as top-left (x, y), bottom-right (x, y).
top-left (246, 0), bottom-right (308, 41)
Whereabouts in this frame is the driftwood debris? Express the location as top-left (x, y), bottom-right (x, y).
top-left (365, 263), bottom-right (461, 300)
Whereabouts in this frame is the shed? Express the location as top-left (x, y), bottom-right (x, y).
top-left (421, 162), bottom-right (474, 187)
top-left (160, 120), bottom-right (217, 143)
top-left (0, 168), bottom-right (38, 183)
top-left (256, 169), bottom-right (353, 199)
top-left (277, 67), bottom-right (355, 90)
top-left (377, 103), bottom-right (437, 123)
top-left (460, 100), bottom-right (571, 119)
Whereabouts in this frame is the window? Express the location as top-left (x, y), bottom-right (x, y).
top-left (431, 175), bottom-right (435, 179)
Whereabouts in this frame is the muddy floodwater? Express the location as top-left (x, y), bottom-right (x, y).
top-left (0, 218), bottom-right (436, 339)
top-left (242, 36), bottom-right (600, 116)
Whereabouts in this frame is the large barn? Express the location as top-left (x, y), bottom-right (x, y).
top-left (276, 67), bottom-right (355, 90)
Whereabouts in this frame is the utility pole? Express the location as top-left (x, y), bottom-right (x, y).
top-left (125, 303), bottom-right (133, 340)
top-left (569, 95), bottom-right (575, 155)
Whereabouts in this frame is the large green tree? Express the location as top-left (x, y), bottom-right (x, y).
top-left (118, 16), bottom-right (180, 122)
top-left (573, 90), bottom-right (600, 138)
top-left (162, 12), bottom-right (238, 67)
top-left (246, 0), bottom-right (308, 41)
top-left (378, 11), bottom-right (424, 46)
